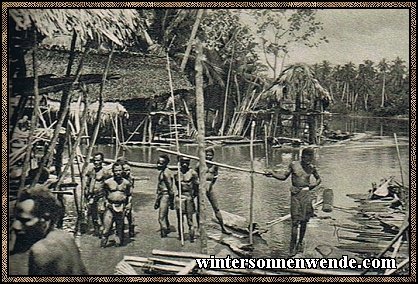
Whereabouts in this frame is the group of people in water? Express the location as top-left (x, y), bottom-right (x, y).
top-left (9, 144), bottom-right (322, 275)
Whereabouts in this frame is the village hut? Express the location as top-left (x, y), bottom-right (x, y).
top-left (256, 63), bottom-right (332, 144)
top-left (20, 47), bottom-right (194, 145)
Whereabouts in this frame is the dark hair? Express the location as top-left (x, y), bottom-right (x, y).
top-left (93, 152), bottom-right (104, 161)
top-left (116, 156), bottom-right (129, 166)
top-left (302, 148), bottom-right (315, 156)
top-left (159, 154), bottom-right (170, 165)
top-left (112, 162), bottom-right (123, 170)
top-left (17, 185), bottom-right (63, 224)
top-left (205, 146), bottom-right (215, 155)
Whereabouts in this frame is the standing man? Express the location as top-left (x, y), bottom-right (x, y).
top-left (10, 185), bottom-right (88, 275)
top-left (85, 152), bottom-right (111, 237)
top-left (154, 154), bottom-right (175, 238)
top-left (195, 147), bottom-right (231, 234)
top-left (121, 162), bottom-right (135, 238)
top-left (173, 156), bottom-right (199, 242)
top-left (264, 147), bottom-right (321, 257)
top-left (101, 162), bottom-right (132, 247)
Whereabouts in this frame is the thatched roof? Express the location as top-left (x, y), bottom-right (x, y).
top-left (257, 63), bottom-right (332, 110)
top-left (47, 100), bottom-right (128, 125)
top-left (10, 9), bottom-right (143, 46)
top-left (24, 48), bottom-right (193, 101)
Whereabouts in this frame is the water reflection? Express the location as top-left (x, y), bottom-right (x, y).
top-left (95, 116), bottom-right (410, 257)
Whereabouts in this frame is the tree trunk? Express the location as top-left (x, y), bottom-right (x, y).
top-left (381, 72), bottom-right (386, 107)
top-left (180, 9), bottom-right (204, 72)
top-left (195, 39), bottom-right (208, 254)
top-left (219, 44), bottom-right (235, 136)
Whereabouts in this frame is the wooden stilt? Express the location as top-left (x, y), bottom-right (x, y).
top-left (249, 121), bottom-right (255, 245)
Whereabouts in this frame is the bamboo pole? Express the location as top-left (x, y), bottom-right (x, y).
top-left (152, 249), bottom-right (209, 259)
top-left (384, 257), bottom-right (409, 275)
top-left (125, 119), bottom-right (145, 144)
top-left (19, 32), bottom-right (41, 192)
top-left (56, 86), bottom-right (89, 190)
top-left (166, 51), bottom-right (184, 246)
top-left (360, 222), bottom-right (409, 275)
top-left (80, 45), bottom-right (114, 215)
top-left (33, 46), bottom-right (89, 186)
top-left (195, 39), bottom-right (208, 254)
top-left (264, 123), bottom-right (269, 167)
top-left (249, 121), bottom-right (255, 245)
top-left (393, 133), bottom-right (405, 187)
top-left (157, 148), bottom-right (265, 175)
top-left (266, 200), bottom-right (324, 227)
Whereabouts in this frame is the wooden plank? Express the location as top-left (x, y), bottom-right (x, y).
top-left (177, 260), bottom-right (198, 275)
top-left (152, 249), bottom-right (210, 259)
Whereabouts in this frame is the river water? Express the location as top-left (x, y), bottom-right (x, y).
top-left (96, 115), bottom-right (410, 257)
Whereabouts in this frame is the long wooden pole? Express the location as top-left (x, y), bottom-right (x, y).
top-left (195, 39), bottom-right (208, 253)
top-left (167, 51), bottom-right (184, 246)
top-left (157, 148), bottom-right (265, 175)
top-left (249, 121), bottom-right (255, 245)
top-left (80, 45), bottom-right (114, 215)
top-left (393, 133), bottom-right (405, 187)
top-left (19, 32), bottom-right (40, 192)
top-left (264, 123), bottom-right (269, 167)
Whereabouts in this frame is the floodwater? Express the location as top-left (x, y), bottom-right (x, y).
top-left (97, 115), bottom-right (411, 258)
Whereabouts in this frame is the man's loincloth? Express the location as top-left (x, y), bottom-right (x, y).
top-left (290, 186), bottom-right (314, 222)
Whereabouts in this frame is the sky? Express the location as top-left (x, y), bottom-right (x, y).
top-left (283, 9), bottom-right (410, 66)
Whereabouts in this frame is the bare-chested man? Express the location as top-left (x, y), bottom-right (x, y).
top-left (10, 185), bottom-right (88, 275)
top-left (101, 162), bottom-right (132, 247)
top-left (155, 154), bottom-right (174, 238)
top-left (264, 147), bottom-right (321, 257)
top-left (173, 156), bottom-right (199, 242)
top-left (121, 162), bottom-right (135, 238)
top-left (85, 152), bottom-right (111, 237)
top-left (195, 147), bottom-right (231, 234)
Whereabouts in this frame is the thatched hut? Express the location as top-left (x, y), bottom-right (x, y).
top-left (23, 48), bottom-right (194, 143)
top-left (256, 64), bottom-right (332, 144)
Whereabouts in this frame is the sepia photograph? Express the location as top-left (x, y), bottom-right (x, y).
top-left (3, 2), bottom-right (414, 281)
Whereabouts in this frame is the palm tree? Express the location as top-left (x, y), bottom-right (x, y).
top-left (377, 58), bottom-right (389, 107)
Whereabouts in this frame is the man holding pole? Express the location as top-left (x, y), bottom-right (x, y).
top-left (173, 156), bottom-right (199, 242)
top-left (264, 147), bottom-right (321, 257)
top-left (195, 146), bottom-right (231, 235)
